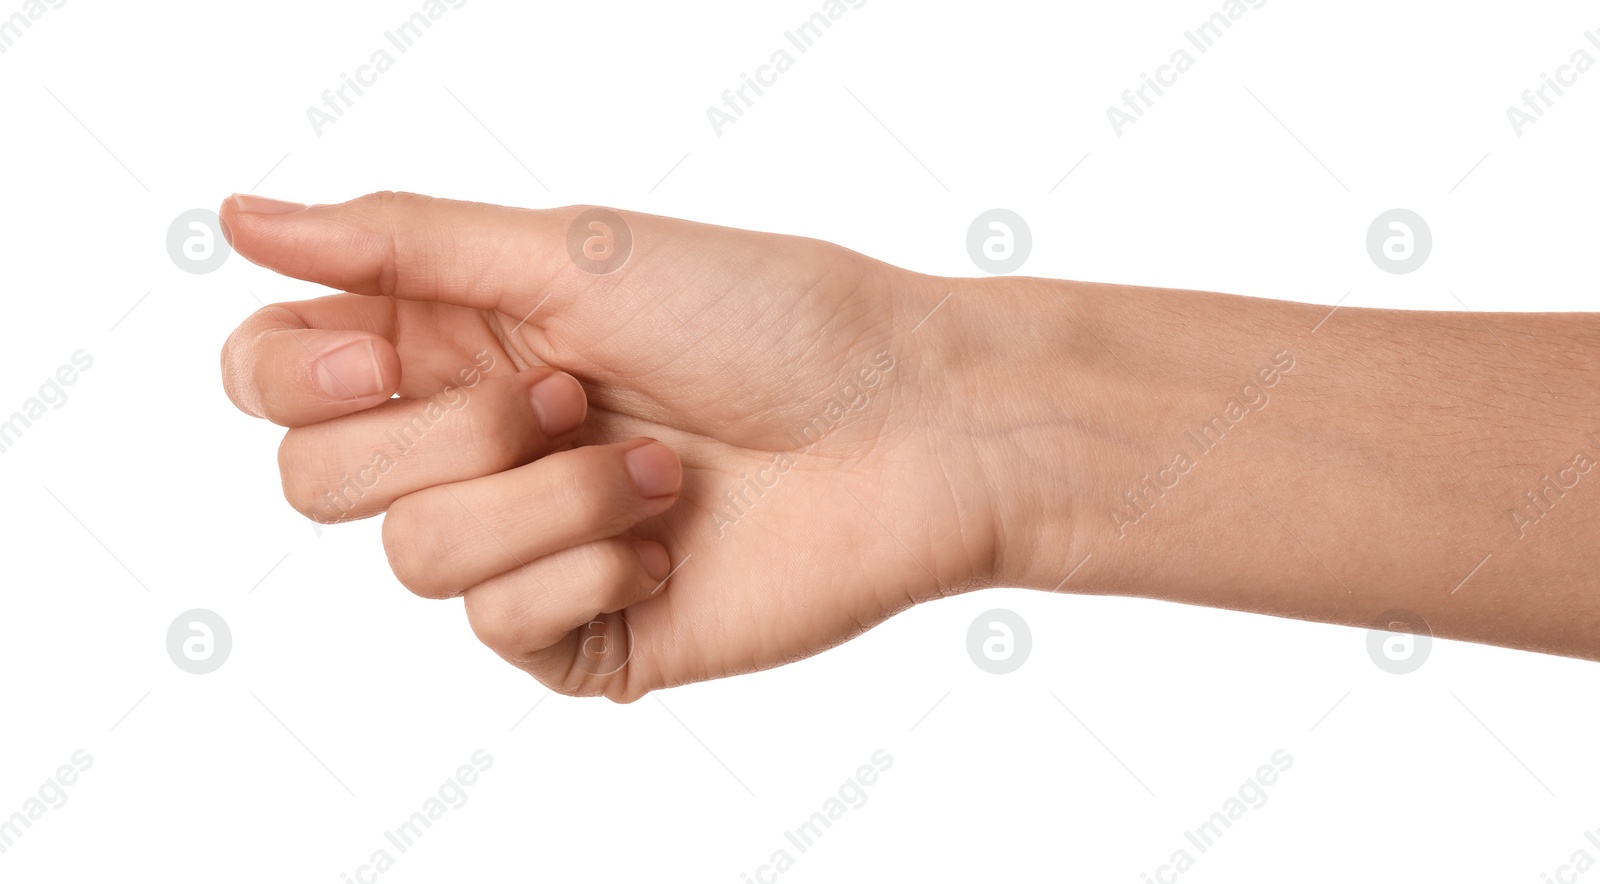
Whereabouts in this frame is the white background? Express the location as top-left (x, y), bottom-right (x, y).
top-left (2, 1), bottom-right (1598, 881)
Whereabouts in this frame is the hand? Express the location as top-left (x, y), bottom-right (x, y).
top-left (219, 192), bottom-right (1043, 701)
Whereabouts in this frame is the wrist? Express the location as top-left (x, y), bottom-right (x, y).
top-left (931, 274), bottom-right (1108, 593)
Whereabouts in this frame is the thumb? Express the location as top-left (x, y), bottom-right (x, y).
top-left (218, 191), bottom-right (638, 318)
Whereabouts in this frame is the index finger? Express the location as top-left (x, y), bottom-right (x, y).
top-left (219, 191), bottom-right (584, 319)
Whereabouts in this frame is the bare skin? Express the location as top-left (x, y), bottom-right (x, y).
top-left (218, 191), bottom-right (1600, 702)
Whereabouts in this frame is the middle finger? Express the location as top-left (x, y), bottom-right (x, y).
top-left (278, 367), bottom-right (587, 522)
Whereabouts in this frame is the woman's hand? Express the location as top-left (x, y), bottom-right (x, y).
top-left (218, 192), bottom-right (1044, 701)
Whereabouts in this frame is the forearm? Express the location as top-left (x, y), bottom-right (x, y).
top-left (964, 276), bottom-right (1600, 659)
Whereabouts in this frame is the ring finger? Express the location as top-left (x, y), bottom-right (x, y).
top-left (380, 438), bottom-right (682, 599)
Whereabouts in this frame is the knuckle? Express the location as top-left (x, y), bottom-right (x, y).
top-left (381, 497), bottom-right (450, 597)
top-left (603, 678), bottom-right (648, 704)
top-left (545, 674), bottom-right (591, 698)
top-left (458, 396), bottom-right (529, 472)
top-left (355, 190), bottom-right (412, 210)
top-left (566, 620), bottom-right (641, 702)
top-left (219, 329), bottom-right (254, 415)
top-left (591, 542), bottom-right (644, 606)
top-left (552, 651), bottom-right (625, 700)
top-left (465, 592), bottom-right (535, 664)
top-left (353, 190), bottom-right (435, 225)
top-left (276, 431), bottom-right (327, 520)
top-left (554, 456), bottom-right (629, 537)
top-left (250, 336), bottom-right (298, 418)
top-left (351, 191), bottom-right (428, 299)
top-left (221, 304), bottom-right (292, 418)
top-left (550, 542), bottom-right (638, 614)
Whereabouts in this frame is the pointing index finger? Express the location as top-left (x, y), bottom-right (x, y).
top-left (219, 191), bottom-right (596, 318)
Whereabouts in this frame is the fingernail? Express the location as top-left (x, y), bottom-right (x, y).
top-left (632, 539), bottom-right (671, 583)
top-left (315, 339), bottom-right (386, 400)
top-left (230, 193), bottom-right (307, 214)
top-left (622, 440), bottom-right (681, 499)
top-left (528, 372), bottom-right (586, 437)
